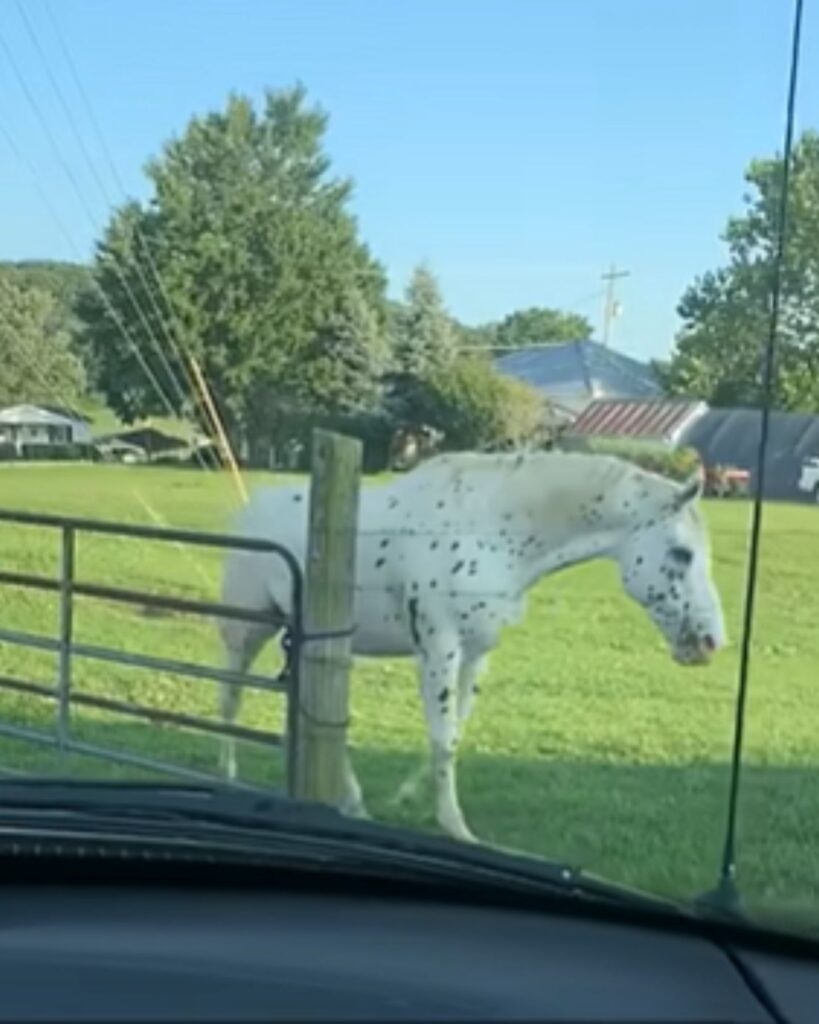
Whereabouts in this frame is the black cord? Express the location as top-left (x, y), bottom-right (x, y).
top-left (712, 0), bottom-right (805, 906)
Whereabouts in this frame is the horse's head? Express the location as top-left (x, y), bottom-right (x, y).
top-left (614, 472), bottom-right (726, 666)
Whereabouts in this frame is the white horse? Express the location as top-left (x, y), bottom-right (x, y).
top-left (217, 450), bottom-right (726, 843)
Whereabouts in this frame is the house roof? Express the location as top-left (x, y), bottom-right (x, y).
top-left (494, 340), bottom-right (661, 414)
top-left (0, 404), bottom-right (87, 427)
top-left (569, 397), bottom-right (708, 445)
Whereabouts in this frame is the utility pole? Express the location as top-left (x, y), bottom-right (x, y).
top-left (601, 264), bottom-right (630, 347)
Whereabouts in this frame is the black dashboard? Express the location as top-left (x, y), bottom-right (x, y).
top-left (0, 881), bottom-right (814, 1021)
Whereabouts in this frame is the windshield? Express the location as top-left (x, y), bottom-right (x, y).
top-left (0, 0), bottom-right (815, 940)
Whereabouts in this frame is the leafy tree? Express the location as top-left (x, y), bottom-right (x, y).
top-left (493, 306), bottom-right (591, 351)
top-left (664, 130), bottom-right (819, 411)
top-left (392, 265), bottom-right (458, 375)
top-left (78, 86), bottom-right (387, 441)
top-left (454, 320), bottom-right (499, 351)
top-left (0, 277), bottom-right (86, 409)
top-left (295, 290), bottom-right (391, 415)
top-left (0, 261), bottom-right (90, 327)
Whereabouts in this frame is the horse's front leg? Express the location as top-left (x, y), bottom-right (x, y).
top-left (390, 654), bottom-right (487, 810)
top-left (417, 647), bottom-right (477, 844)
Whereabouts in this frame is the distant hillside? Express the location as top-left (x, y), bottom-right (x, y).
top-left (0, 260), bottom-right (90, 332)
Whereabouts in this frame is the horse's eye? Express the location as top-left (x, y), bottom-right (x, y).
top-left (669, 546), bottom-right (693, 566)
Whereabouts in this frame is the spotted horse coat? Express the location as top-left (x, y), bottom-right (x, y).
top-left (218, 449), bottom-right (726, 844)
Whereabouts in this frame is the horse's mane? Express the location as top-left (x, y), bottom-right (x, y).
top-left (407, 448), bottom-right (658, 496)
top-left (400, 448), bottom-right (697, 526)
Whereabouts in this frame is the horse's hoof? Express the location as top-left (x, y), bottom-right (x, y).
top-left (438, 816), bottom-right (479, 844)
top-left (340, 800), bottom-right (370, 821)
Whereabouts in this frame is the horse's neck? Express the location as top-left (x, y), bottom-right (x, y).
top-left (486, 454), bottom-right (633, 591)
top-left (516, 524), bottom-right (622, 592)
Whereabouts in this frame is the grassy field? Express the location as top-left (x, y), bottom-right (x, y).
top-left (0, 463), bottom-right (817, 921)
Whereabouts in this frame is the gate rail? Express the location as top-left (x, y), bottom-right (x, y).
top-left (0, 508), bottom-right (303, 793)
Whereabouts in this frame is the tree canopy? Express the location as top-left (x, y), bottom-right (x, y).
top-left (391, 264), bottom-right (458, 375)
top-left (661, 130), bottom-right (819, 411)
top-left (493, 306), bottom-right (592, 350)
top-left (78, 86), bottom-right (388, 439)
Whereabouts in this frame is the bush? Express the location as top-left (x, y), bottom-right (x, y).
top-left (559, 435), bottom-right (701, 482)
top-left (393, 357), bottom-right (547, 452)
top-left (18, 443), bottom-right (92, 462)
top-left (273, 410), bottom-right (395, 474)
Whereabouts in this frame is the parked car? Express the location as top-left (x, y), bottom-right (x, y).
top-left (798, 456), bottom-right (819, 502)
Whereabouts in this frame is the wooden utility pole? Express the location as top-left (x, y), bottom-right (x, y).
top-left (601, 264), bottom-right (630, 347)
top-left (295, 429), bottom-right (362, 805)
top-left (188, 355), bottom-right (248, 503)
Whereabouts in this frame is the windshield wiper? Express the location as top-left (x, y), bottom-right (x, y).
top-left (0, 778), bottom-right (686, 917)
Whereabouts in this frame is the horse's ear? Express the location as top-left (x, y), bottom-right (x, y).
top-left (672, 470), bottom-right (702, 511)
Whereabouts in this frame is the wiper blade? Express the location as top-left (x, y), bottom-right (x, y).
top-left (0, 778), bottom-right (684, 916)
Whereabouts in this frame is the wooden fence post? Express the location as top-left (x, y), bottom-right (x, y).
top-left (294, 428), bottom-right (362, 805)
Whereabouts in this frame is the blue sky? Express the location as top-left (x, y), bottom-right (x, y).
top-left (0, 0), bottom-right (815, 362)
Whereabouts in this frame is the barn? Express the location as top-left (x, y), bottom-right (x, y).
top-left (679, 407), bottom-right (819, 502)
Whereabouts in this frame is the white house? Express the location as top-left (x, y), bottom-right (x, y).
top-left (0, 405), bottom-right (93, 454)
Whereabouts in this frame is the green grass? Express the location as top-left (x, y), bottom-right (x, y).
top-left (0, 464), bottom-right (816, 924)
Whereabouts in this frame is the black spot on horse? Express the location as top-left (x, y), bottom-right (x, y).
top-left (446, 650), bottom-right (457, 660)
top-left (380, 538), bottom-right (389, 549)
top-left (669, 545), bottom-right (694, 566)
top-left (407, 598), bottom-right (421, 646)
top-left (438, 687), bottom-right (449, 703)
top-left (293, 494), bottom-right (303, 502)
top-left (375, 557), bottom-right (386, 569)
top-left (436, 500), bottom-right (445, 509)
top-left (451, 541), bottom-right (460, 551)
top-left (430, 540), bottom-right (439, 550)
top-left (451, 560), bottom-right (465, 575)
top-left (388, 498), bottom-right (399, 509)
top-left (430, 580), bottom-right (438, 589)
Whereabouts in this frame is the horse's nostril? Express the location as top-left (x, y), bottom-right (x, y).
top-left (703, 634), bottom-right (716, 652)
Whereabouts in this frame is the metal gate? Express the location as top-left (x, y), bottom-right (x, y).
top-left (0, 508), bottom-right (303, 794)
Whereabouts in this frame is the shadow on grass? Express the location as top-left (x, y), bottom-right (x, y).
top-left (0, 703), bottom-right (817, 917)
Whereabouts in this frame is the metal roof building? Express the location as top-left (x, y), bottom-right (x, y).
top-left (569, 397), bottom-right (708, 446)
top-left (679, 407), bottom-right (819, 500)
top-left (495, 339), bottom-right (662, 416)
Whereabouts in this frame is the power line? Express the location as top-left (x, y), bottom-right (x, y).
top-left (0, 14), bottom-right (215, 471)
top-left (7, 7), bottom-right (196, 428)
top-left (39, 0), bottom-right (221, 466)
top-left (0, 116), bottom-right (178, 424)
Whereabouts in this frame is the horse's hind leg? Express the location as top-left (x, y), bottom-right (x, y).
top-left (218, 621), bottom-right (276, 780)
top-left (340, 748), bottom-right (369, 819)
